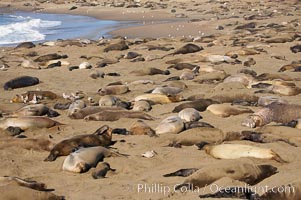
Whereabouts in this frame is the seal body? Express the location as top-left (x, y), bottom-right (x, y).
top-left (178, 108), bottom-right (201, 122)
top-left (84, 110), bottom-right (154, 121)
top-left (129, 120), bottom-right (156, 136)
top-left (132, 100), bottom-right (152, 112)
top-left (45, 125), bottom-right (112, 161)
top-left (69, 106), bottom-right (124, 119)
top-left (62, 146), bottom-right (112, 173)
top-left (207, 104), bottom-right (253, 117)
top-left (4, 76), bottom-right (39, 90)
top-left (155, 116), bottom-right (184, 134)
top-left (98, 85), bottom-right (129, 96)
top-left (134, 94), bottom-right (183, 104)
top-left (11, 91), bottom-right (57, 103)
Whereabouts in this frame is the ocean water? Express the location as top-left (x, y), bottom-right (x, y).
top-left (0, 11), bottom-right (121, 46)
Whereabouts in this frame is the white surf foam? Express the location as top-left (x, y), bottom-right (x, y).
top-left (0, 16), bottom-right (61, 45)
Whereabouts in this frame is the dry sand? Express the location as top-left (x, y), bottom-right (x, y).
top-left (0, 0), bottom-right (301, 199)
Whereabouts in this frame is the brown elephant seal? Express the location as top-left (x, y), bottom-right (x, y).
top-left (155, 116), bottom-right (184, 134)
top-left (44, 125), bottom-right (112, 161)
top-left (260, 181), bottom-right (301, 200)
top-left (169, 43), bottom-right (203, 55)
top-left (129, 120), bottom-right (156, 137)
top-left (15, 42), bottom-right (35, 49)
top-left (256, 73), bottom-right (294, 81)
top-left (167, 63), bottom-right (198, 70)
top-left (0, 138), bottom-right (54, 151)
top-left (84, 110), bottom-right (155, 121)
top-left (0, 116), bottom-right (63, 130)
top-left (225, 48), bottom-right (260, 56)
top-left (134, 94), bottom-right (184, 104)
top-left (11, 90), bottom-right (58, 103)
top-left (196, 142), bottom-right (286, 163)
top-left (178, 108), bottom-right (201, 122)
top-left (207, 104), bottom-right (253, 117)
top-left (255, 84), bottom-right (301, 96)
top-left (175, 159), bottom-right (277, 190)
top-left (278, 63), bottom-right (301, 72)
top-left (103, 40), bottom-right (129, 52)
top-left (34, 53), bottom-right (67, 62)
top-left (4, 76), bottom-right (39, 90)
top-left (132, 100), bottom-right (152, 112)
top-left (98, 85), bottom-right (129, 96)
top-left (69, 106), bottom-right (124, 119)
top-left (130, 67), bottom-right (170, 76)
top-left (149, 86), bottom-right (183, 95)
top-left (242, 102), bottom-right (301, 128)
top-left (172, 99), bottom-right (218, 112)
top-left (92, 162), bottom-right (115, 179)
top-left (9, 104), bottom-right (59, 118)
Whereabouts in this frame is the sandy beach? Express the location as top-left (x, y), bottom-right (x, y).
top-left (0, 0), bottom-right (301, 199)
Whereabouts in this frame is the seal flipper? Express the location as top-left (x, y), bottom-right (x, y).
top-left (93, 125), bottom-right (110, 135)
top-left (163, 168), bottom-right (198, 177)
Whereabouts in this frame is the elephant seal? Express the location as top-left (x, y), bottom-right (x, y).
top-left (130, 67), bottom-right (170, 76)
top-left (175, 159), bottom-right (277, 190)
top-left (242, 102), bottom-right (301, 128)
top-left (0, 116), bottom-right (62, 130)
top-left (129, 120), bottom-right (156, 137)
top-left (0, 138), bottom-right (54, 151)
top-left (163, 168), bottom-right (199, 177)
top-left (9, 104), bottom-right (59, 118)
top-left (167, 63), bottom-right (198, 70)
top-left (207, 104), bottom-right (253, 117)
top-left (178, 108), bottom-right (201, 122)
top-left (34, 53), bottom-right (67, 62)
top-left (44, 125), bottom-right (112, 161)
top-left (257, 96), bottom-right (288, 106)
top-left (92, 162), bottom-right (115, 179)
top-left (69, 106), bottom-right (124, 119)
top-left (84, 110), bottom-right (155, 121)
top-left (149, 86), bottom-right (183, 95)
top-left (62, 146), bottom-right (116, 173)
top-left (172, 99), bottom-right (218, 112)
top-left (132, 100), bottom-right (152, 112)
top-left (0, 176), bottom-right (48, 191)
top-left (103, 40), bottom-right (129, 52)
top-left (4, 76), bottom-right (39, 90)
top-left (11, 90), bottom-right (58, 103)
top-left (169, 43), bottom-right (203, 55)
top-left (124, 51), bottom-right (141, 59)
top-left (99, 95), bottom-right (119, 107)
top-left (15, 42), bottom-right (35, 49)
top-left (134, 94), bottom-right (184, 104)
top-left (68, 100), bottom-right (86, 116)
top-left (291, 44), bottom-right (301, 53)
top-left (155, 116), bottom-right (184, 134)
top-left (98, 85), bottom-right (129, 96)
top-left (196, 142), bottom-right (286, 163)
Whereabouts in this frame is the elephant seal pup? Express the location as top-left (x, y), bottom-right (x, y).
top-left (84, 110), bottom-right (155, 121)
top-left (0, 138), bottom-right (54, 151)
top-left (44, 125), bottom-right (112, 161)
top-left (175, 159), bottom-right (277, 190)
top-left (172, 99), bottom-right (218, 112)
top-left (155, 116), bottom-right (184, 134)
top-left (62, 146), bottom-right (115, 173)
top-left (4, 76), bottom-right (39, 90)
top-left (178, 108), bottom-right (201, 122)
top-left (132, 100), bottom-right (152, 112)
top-left (130, 67), bottom-right (170, 76)
top-left (99, 95), bottom-right (119, 107)
top-left (68, 100), bottom-right (86, 116)
top-left (98, 85), bottom-right (129, 96)
top-left (134, 94), bottom-right (184, 104)
top-left (9, 104), bottom-right (59, 118)
top-left (196, 142), bottom-right (286, 163)
top-left (11, 91), bottom-right (58, 103)
top-left (92, 162), bottom-right (115, 179)
top-left (163, 168), bottom-right (199, 177)
top-left (242, 102), bottom-right (301, 128)
top-left (0, 116), bottom-right (62, 130)
top-left (149, 86), bottom-right (183, 95)
top-left (69, 106), bottom-right (124, 119)
top-left (207, 104), bottom-right (253, 117)
top-left (129, 120), bottom-right (156, 137)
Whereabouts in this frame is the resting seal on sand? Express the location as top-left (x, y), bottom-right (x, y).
top-left (242, 102), bottom-right (301, 128)
top-left (155, 116), bottom-right (184, 134)
top-left (196, 142), bottom-right (286, 163)
top-left (92, 162), bottom-right (115, 179)
top-left (178, 108), bottom-right (201, 122)
top-left (4, 76), bottom-right (39, 90)
top-left (62, 146), bottom-right (119, 173)
top-left (169, 43), bottom-right (203, 55)
top-left (206, 104), bottom-right (253, 117)
top-left (0, 138), bottom-right (54, 151)
top-left (69, 106), bottom-right (124, 119)
top-left (103, 40), bottom-right (129, 52)
top-left (98, 85), bottom-right (129, 96)
top-left (9, 104), bottom-right (59, 118)
top-left (132, 100), bottom-right (152, 112)
top-left (172, 99), bottom-right (218, 112)
top-left (129, 120), bottom-right (156, 136)
top-left (130, 67), bottom-right (170, 76)
top-left (84, 110), bottom-right (155, 121)
top-left (175, 159), bottom-right (277, 190)
top-left (0, 116), bottom-right (62, 130)
top-left (44, 125), bottom-right (112, 161)
top-left (134, 94), bottom-right (184, 104)
top-left (11, 90), bottom-right (58, 103)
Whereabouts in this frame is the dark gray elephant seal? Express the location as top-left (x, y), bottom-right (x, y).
top-left (103, 40), bottom-right (129, 52)
top-left (44, 125), bottom-right (113, 161)
top-left (242, 102), bottom-right (301, 128)
top-left (4, 76), bottom-right (39, 90)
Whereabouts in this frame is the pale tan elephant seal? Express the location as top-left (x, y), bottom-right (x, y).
top-left (132, 100), bottom-right (152, 112)
top-left (98, 85), bottom-right (129, 96)
top-left (155, 116), bottom-right (184, 134)
top-left (98, 95), bottom-right (119, 107)
top-left (196, 142), bottom-right (286, 163)
top-left (178, 108), bottom-right (201, 122)
top-left (134, 94), bottom-right (184, 104)
top-left (242, 102), bottom-right (301, 128)
top-left (84, 110), bottom-right (155, 121)
top-left (69, 106), bottom-right (124, 119)
top-left (44, 125), bottom-right (112, 161)
top-left (62, 146), bottom-right (119, 173)
top-left (207, 104), bottom-right (253, 117)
